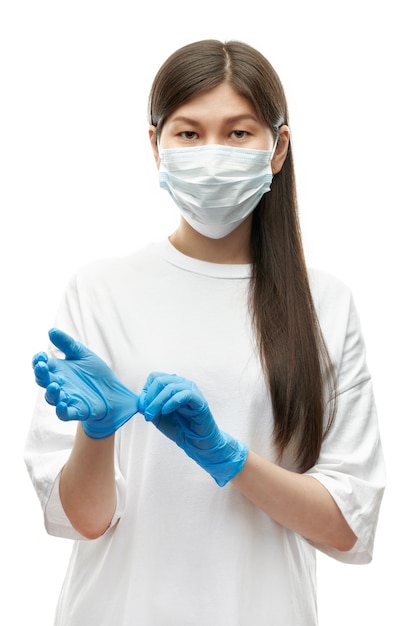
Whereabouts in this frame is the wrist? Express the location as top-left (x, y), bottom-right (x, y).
top-left (204, 435), bottom-right (249, 487)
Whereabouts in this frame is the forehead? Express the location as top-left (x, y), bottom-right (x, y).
top-left (165, 82), bottom-right (260, 124)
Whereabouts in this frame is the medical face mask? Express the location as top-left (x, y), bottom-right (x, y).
top-left (158, 144), bottom-right (276, 239)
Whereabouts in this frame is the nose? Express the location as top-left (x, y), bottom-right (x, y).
top-left (201, 134), bottom-right (224, 146)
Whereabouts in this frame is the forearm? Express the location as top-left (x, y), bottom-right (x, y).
top-left (232, 450), bottom-right (356, 552)
top-left (59, 423), bottom-right (117, 539)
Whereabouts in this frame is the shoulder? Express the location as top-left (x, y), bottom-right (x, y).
top-left (308, 267), bottom-right (362, 351)
top-left (308, 267), bottom-right (353, 308)
top-left (308, 269), bottom-right (369, 378)
top-left (68, 240), bottom-right (166, 288)
top-left (308, 267), bottom-right (359, 332)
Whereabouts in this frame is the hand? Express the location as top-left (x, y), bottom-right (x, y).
top-left (32, 328), bottom-right (141, 439)
top-left (140, 372), bottom-right (248, 486)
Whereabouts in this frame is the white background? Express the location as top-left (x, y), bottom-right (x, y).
top-left (1, 1), bottom-right (415, 624)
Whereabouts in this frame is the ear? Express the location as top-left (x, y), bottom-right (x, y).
top-left (149, 126), bottom-right (160, 168)
top-left (271, 125), bottom-right (290, 175)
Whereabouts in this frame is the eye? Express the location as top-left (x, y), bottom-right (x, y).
top-left (180, 131), bottom-right (198, 140)
top-left (230, 130), bottom-right (249, 140)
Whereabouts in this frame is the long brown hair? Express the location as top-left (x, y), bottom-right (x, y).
top-left (148, 39), bottom-right (336, 471)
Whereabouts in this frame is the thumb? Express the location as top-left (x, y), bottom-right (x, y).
top-left (48, 328), bottom-right (90, 360)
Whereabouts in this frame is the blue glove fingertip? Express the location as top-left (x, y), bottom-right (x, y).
top-left (32, 351), bottom-right (48, 368)
top-left (34, 360), bottom-right (47, 375)
top-left (55, 401), bottom-right (70, 421)
top-left (48, 328), bottom-right (61, 344)
top-left (34, 360), bottom-right (50, 387)
top-left (48, 328), bottom-right (87, 360)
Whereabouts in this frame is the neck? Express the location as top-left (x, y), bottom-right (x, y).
top-left (169, 216), bottom-right (253, 264)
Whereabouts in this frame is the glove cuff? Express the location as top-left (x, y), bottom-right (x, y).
top-left (194, 434), bottom-right (248, 487)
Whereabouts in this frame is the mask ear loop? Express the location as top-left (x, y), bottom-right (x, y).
top-left (270, 125), bottom-right (290, 176)
top-left (271, 133), bottom-right (279, 158)
top-left (269, 133), bottom-right (280, 173)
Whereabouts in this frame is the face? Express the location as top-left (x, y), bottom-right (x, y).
top-left (150, 82), bottom-right (289, 175)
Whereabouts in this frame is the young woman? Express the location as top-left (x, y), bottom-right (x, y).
top-left (25, 39), bottom-right (385, 625)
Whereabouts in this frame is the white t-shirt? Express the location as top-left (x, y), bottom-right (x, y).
top-left (24, 239), bottom-right (385, 626)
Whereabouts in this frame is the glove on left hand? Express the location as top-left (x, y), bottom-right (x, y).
top-left (140, 372), bottom-right (248, 486)
top-left (32, 328), bottom-right (141, 439)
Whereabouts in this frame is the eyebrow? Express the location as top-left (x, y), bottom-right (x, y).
top-left (168, 114), bottom-right (261, 126)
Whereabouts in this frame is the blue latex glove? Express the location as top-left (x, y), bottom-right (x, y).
top-left (140, 372), bottom-right (248, 486)
top-left (32, 328), bottom-right (141, 439)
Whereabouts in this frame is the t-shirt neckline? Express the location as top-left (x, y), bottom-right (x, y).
top-left (160, 238), bottom-right (252, 279)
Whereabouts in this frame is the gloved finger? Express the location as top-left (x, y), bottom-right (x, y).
top-left (141, 372), bottom-right (179, 392)
top-left (48, 328), bottom-right (91, 361)
top-left (160, 387), bottom-right (207, 415)
top-left (32, 351), bottom-right (48, 369)
top-left (45, 381), bottom-right (66, 406)
top-left (142, 379), bottom-right (190, 421)
top-left (160, 388), bottom-right (215, 443)
top-left (33, 360), bottom-right (51, 388)
top-left (140, 373), bottom-right (183, 411)
top-left (56, 401), bottom-right (87, 422)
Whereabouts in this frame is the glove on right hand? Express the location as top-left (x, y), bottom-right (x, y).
top-left (32, 328), bottom-right (141, 439)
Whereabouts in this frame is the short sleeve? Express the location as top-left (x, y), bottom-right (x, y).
top-left (306, 272), bottom-right (386, 564)
top-left (23, 275), bottom-right (127, 540)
